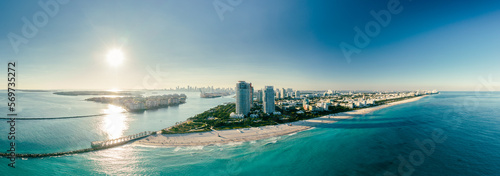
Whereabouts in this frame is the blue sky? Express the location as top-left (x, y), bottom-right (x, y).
top-left (1, 0), bottom-right (499, 91)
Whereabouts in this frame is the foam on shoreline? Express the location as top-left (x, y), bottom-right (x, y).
top-left (134, 95), bottom-right (427, 147)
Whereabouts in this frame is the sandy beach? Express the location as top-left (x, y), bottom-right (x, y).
top-left (134, 95), bottom-right (427, 147)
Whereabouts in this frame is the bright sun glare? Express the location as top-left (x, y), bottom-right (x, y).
top-left (106, 49), bottom-right (124, 67)
top-left (101, 104), bottom-right (127, 139)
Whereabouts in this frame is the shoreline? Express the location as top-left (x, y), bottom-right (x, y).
top-left (134, 95), bottom-right (428, 147)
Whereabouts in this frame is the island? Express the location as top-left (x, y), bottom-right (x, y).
top-left (85, 94), bottom-right (187, 111)
top-left (19, 89), bottom-right (54, 92)
top-left (134, 95), bottom-right (428, 147)
top-left (136, 90), bottom-right (438, 146)
top-left (54, 90), bottom-right (140, 96)
top-left (200, 91), bottom-right (232, 98)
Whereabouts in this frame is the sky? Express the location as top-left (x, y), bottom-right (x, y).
top-left (1, 0), bottom-right (499, 91)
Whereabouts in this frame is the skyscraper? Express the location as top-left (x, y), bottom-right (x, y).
top-left (263, 86), bottom-right (275, 114)
top-left (236, 81), bottom-right (251, 115)
top-left (280, 88), bottom-right (286, 99)
top-left (249, 83), bottom-right (254, 108)
top-left (256, 89), bottom-right (263, 103)
top-left (294, 90), bottom-right (301, 98)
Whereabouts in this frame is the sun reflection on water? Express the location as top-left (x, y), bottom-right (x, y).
top-left (101, 104), bottom-right (128, 139)
top-left (89, 145), bottom-right (143, 175)
top-left (90, 104), bottom-right (140, 174)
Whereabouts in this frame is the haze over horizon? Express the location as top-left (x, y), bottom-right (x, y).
top-left (1, 0), bottom-right (499, 91)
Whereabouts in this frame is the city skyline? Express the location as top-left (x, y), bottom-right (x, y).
top-left (1, 1), bottom-right (499, 91)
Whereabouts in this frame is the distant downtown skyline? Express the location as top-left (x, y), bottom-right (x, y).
top-left (1, 1), bottom-right (499, 91)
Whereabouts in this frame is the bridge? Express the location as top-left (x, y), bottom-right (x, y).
top-left (0, 131), bottom-right (154, 158)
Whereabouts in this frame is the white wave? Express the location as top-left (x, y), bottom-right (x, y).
top-left (173, 146), bottom-right (204, 152)
top-left (224, 141), bottom-right (244, 146)
top-left (260, 137), bottom-right (280, 145)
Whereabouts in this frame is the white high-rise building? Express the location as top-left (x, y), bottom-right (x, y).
top-left (294, 90), bottom-right (301, 98)
top-left (263, 86), bottom-right (275, 114)
top-left (256, 89), bottom-right (263, 102)
top-left (280, 88), bottom-right (286, 99)
top-left (236, 81), bottom-right (251, 115)
top-left (249, 83), bottom-right (254, 108)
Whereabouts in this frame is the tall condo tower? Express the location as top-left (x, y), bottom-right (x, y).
top-left (256, 89), bottom-right (263, 103)
top-left (263, 86), bottom-right (275, 114)
top-left (236, 81), bottom-right (251, 115)
top-left (249, 83), bottom-right (254, 108)
top-left (280, 88), bottom-right (286, 99)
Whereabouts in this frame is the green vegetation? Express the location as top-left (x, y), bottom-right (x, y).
top-left (161, 102), bottom-right (353, 134)
top-left (162, 103), bottom-right (275, 133)
top-left (191, 103), bottom-right (236, 120)
top-left (163, 121), bottom-right (209, 134)
top-left (160, 95), bottom-right (422, 134)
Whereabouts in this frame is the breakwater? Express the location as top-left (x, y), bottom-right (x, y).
top-left (0, 131), bottom-right (153, 158)
top-left (0, 113), bottom-right (116, 120)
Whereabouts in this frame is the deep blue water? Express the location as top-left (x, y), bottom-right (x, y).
top-left (1, 91), bottom-right (499, 175)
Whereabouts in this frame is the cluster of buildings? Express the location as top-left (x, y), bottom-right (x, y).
top-left (279, 90), bottom-right (438, 111)
top-left (86, 94), bottom-right (187, 111)
top-left (255, 88), bottom-right (301, 101)
top-left (232, 81), bottom-right (276, 118)
top-left (167, 85), bottom-right (234, 93)
top-left (231, 80), bottom-right (439, 117)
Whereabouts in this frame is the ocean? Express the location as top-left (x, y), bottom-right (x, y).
top-left (1, 91), bottom-right (499, 175)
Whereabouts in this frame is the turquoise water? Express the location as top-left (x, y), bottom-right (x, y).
top-left (1, 92), bottom-right (500, 175)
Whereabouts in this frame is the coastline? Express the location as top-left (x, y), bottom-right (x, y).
top-left (134, 95), bottom-right (428, 147)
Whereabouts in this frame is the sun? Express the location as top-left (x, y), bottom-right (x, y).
top-left (106, 49), bottom-right (124, 67)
